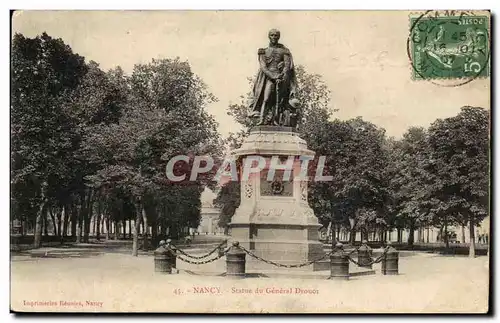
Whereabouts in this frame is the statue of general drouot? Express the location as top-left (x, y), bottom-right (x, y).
top-left (248, 29), bottom-right (301, 128)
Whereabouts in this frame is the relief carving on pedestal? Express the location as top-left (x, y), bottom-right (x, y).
top-left (244, 181), bottom-right (253, 199)
top-left (300, 181), bottom-right (308, 201)
top-left (260, 169), bottom-right (293, 197)
top-left (303, 209), bottom-right (314, 218)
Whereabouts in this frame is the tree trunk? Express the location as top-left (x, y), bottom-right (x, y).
top-left (102, 215), bottom-right (106, 234)
top-left (142, 208), bottom-right (148, 250)
top-left (76, 217), bottom-right (82, 244)
top-left (114, 221), bottom-right (119, 240)
top-left (57, 209), bottom-right (62, 239)
top-left (85, 214), bottom-right (91, 243)
top-left (469, 217), bottom-right (476, 258)
top-left (426, 227), bottom-right (430, 243)
top-left (77, 193), bottom-right (85, 244)
top-left (128, 219), bottom-right (132, 239)
top-left (151, 220), bottom-right (158, 247)
top-left (33, 186), bottom-right (48, 248)
top-left (83, 190), bottom-right (93, 243)
top-left (43, 212), bottom-right (49, 237)
top-left (461, 224), bottom-right (466, 244)
top-left (161, 222), bottom-right (167, 239)
top-left (84, 214), bottom-right (91, 242)
top-left (361, 228), bottom-right (369, 242)
top-left (62, 205), bottom-right (69, 241)
top-left (328, 223), bottom-right (334, 244)
top-left (105, 217), bottom-right (110, 240)
top-left (132, 201), bottom-right (142, 257)
top-left (408, 223), bottom-right (415, 246)
top-left (122, 219), bottom-right (127, 240)
top-left (444, 218), bottom-right (449, 248)
top-left (49, 208), bottom-right (57, 236)
top-left (70, 203), bottom-right (77, 239)
top-left (349, 228), bottom-right (356, 244)
top-left (21, 218), bottom-right (26, 236)
top-left (95, 213), bottom-right (101, 241)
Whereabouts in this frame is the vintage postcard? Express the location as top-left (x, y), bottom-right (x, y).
top-left (10, 10), bottom-right (490, 313)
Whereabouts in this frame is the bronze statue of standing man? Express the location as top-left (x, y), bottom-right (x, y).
top-left (248, 29), bottom-right (298, 126)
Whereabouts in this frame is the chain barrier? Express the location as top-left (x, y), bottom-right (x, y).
top-left (170, 240), bottom-right (228, 260)
top-left (346, 247), bottom-right (388, 267)
top-left (174, 246), bottom-right (230, 265)
top-left (238, 245), bottom-right (333, 269)
top-left (346, 245), bottom-right (361, 256)
top-left (327, 243), bottom-right (359, 256)
top-left (166, 240), bottom-right (388, 268)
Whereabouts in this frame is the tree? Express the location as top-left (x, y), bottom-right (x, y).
top-left (84, 58), bottom-right (222, 256)
top-left (11, 32), bottom-right (87, 248)
top-left (386, 127), bottom-right (435, 246)
top-left (213, 181), bottom-right (240, 233)
top-left (306, 118), bottom-right (389, 243)
top-left (426, 106), bottom-right (489, 256)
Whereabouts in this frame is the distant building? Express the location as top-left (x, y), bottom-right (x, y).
top-left (197, 201), bottom-right (224, 235)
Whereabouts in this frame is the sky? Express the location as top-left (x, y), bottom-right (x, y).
top-left (12, 10), bottom-right (490, 140)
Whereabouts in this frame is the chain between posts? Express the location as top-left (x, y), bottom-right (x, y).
top-left (167, 240), bottom-right (386, 268)
top-left (170, 240), bottom-right (228, 260)
top-left (173, 245), bottom-right (231, 265)
top-left (328, 243), bottom-right (359, 256)
top-left (238, 245), bottom-right (334, 268)
top-left (346, 245), bottom-right (360, 256)
top-left (346, 247), bottom-right (389, 267)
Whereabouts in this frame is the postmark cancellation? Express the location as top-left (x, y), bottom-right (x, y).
top-left (408, 11), bottom-right (490, 82)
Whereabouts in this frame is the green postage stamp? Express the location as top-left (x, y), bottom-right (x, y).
top-left (409, 12), bottom-right (490, 80)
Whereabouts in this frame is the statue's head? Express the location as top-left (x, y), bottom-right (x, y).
top-left (268, 29), bottom-right (281, 45)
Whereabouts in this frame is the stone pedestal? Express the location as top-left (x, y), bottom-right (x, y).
top-left (229, 126), bottom-right (326, 271)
